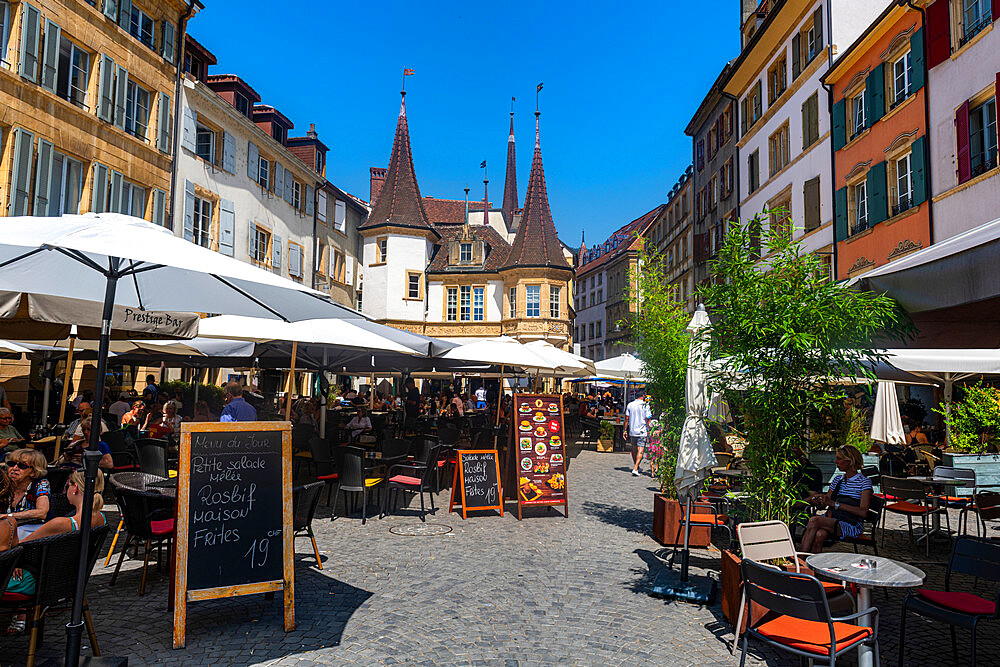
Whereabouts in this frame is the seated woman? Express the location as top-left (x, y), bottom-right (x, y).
top-left (5, 469), bottom-right (107, 635)
top-left (121, 400), bottom-right (149, 429)
top-left (0, 408), bottom-right (26, 458)
top-left (4, 449), bottom-right (50, 536)
top-left (1, 471), bottom-right (21, 634)
top-left (57, 418), bottom-right (114, 471)
top-left (344, 407), bottom-right (372, 443)
top-left (151, 400), bottom-right (183, 438)
top-left (800, 445), bottom-right (872, 553)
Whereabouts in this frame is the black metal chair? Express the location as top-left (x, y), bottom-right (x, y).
top-left (307, 436), bottom-right (339, 505)
top-left (739, 558), bottom-right (877, 667)
top-left (103, 429), bottom-right (138, 472)
top-left (331, 447), bottom-right (384, 525)
top-left (381, 443), bottom-right (441, 522)
top-left (292, 482), bottom-right (325, 569)
top-left (134, 438), bottom-right (171, 478)
top-left (838, 495), bottom-right (885, 556)
top-left (0, 525), bottom-right (109, 667)
top-left (381, 437), bottom-right (411, 465)
top-left (109, 486), bottom-right (175, 595)
top-left (899, 537), bottom-right (1000, 666)
top-left (104, 471), bottom-right (169, 566)
top-left (0, 545), bottom-right (22, 598)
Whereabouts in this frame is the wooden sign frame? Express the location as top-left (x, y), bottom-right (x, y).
top-left (172, 421), bottom-right (294, 649)
top-left (449, 449), bottom-right (504, 519)
top-left (511, 393), bottom-right (569, 520)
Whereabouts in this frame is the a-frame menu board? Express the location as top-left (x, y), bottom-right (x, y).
top-left (511, 394), bottom-right (568, 519)
top-left (172, 421), bottom-right (294, 648)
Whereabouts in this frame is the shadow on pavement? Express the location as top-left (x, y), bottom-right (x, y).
top-left (579, 500), bottom-right (652, 535)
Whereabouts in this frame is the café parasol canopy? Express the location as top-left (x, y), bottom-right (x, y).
top-left (439, 336), bottom-right (560, 371)
top-left (0, 212), bottom-right (365, 664)
top-left (523, 340), bottom-right (596, 376)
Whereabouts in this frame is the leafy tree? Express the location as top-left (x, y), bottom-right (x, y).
top-left (940, 384), bottom-right (1000, 453)
top-left (698, 211), bottom-right (907, 524)
top-left (628, 240), bottom-right (691, 497)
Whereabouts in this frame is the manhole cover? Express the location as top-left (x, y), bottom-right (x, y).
top-left (389, 523), bottom-right (453, 536)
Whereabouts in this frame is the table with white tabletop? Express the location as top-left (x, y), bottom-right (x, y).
top-left (908, 476), bottom-right (967, 538)
top-left (807, 552), bottom-right (925, 667)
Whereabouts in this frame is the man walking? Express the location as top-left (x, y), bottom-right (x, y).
top-left (625, 392), bottom-right (652, 476)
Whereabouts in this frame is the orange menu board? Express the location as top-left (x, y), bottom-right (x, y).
top-left (511, 393), bottom-right (568, 519)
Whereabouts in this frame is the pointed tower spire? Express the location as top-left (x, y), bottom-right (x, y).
top-left (501, 110), bottom-right (570, 270)
top-left (360, 90), bottom-right (436, 235)
top-left (501, 100), bottom-right (518, 228)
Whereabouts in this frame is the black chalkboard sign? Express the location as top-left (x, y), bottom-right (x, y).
top-left (173, 422), bottom-right (294, 648)
top-left (449, 449), bottom-right (504, 519)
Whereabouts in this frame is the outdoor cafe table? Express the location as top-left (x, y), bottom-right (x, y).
top-left (908, 475), bottom-right (966, 539)
top-left (807, 552), bottom-right (924, 667)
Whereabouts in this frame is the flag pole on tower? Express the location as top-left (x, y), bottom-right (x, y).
top-left (402, 67), bottom-right (415, 92)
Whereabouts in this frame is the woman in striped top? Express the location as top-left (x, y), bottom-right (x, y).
top-left (799, 445), bottom-right (872, 553)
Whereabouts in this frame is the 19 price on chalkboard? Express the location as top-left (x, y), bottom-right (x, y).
top-left (173, 422), bottom-right (294, 649)
top-left (449, 450), bottom-right (504, 519)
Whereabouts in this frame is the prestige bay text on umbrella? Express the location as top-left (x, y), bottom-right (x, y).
top-left (0, 213), bottom-right (362, 665)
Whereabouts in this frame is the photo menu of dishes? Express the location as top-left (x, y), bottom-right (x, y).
top-left (513, 393), bottom-right (567, 507)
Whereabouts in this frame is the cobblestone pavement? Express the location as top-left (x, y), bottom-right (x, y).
top-left (2, 447), bottom-right (995, 666)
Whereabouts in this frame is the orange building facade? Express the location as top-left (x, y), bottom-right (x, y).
top-left (826, 4), bottom-right (931, 280)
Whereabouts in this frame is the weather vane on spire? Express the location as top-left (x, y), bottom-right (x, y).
top-left (402, 67), bottom-right (415, 93)
top-left (536, 83), bottom-right (543, 112)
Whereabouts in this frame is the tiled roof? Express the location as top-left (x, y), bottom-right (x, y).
top-left (502, 113), bottom-right (518, 226)
top-left (422, 197), bottom-right (491, 226)
top-left (576, 204), bottom-right (664, 274)
top-left (426, 224), bottom-right (512, 273)
top-left (360, 93), bottom-right (435, 234)
top-left (500, 113), bottom-right (571, 271)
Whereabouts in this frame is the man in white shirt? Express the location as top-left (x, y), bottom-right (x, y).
top-left (474, 385), bottom-right (487, 410)
top-left (107, 392), bottom-right (132, 425)
top-left (625, 393), bottom-right (652, 476)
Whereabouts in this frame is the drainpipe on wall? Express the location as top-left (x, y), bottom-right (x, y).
top-left (166, 1), bottom-right (197, 232)
top-left (720, 91), bottom-right (741, 228)
top-left (905, 0), bottom-right (934, 246)
top-left (823, 0), bottom-right (838, 279)
top-left (311, 181), bottom-right (321, 290)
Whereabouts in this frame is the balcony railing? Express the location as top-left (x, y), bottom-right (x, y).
top-left (891, 196), bottom-right (913, 218)
top-left (972, 153), bottom-right (999, 178)
top-left (850, 218), bottom-right (871, 237)
top-left (960, 15), bottom-right (991, 47)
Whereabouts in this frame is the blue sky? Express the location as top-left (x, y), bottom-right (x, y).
top-left (190, 0), bottom-right (740, 244)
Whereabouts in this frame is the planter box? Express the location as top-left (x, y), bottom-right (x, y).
top-left (720, 549), bottom-right (770, 634)
top-left (597, 438), bottom-right (614, 453)
top-left (652, 494), bottom-right (711, 547)
top-left (942, 452), bottom-right (1000, 496)
top-left (810, 451), bottom-right (881, 490)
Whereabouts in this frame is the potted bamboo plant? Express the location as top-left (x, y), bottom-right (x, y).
top-left (941, 384), bottom-right (1000, 496)
top-left (597, 419), bottom-right (615, 452)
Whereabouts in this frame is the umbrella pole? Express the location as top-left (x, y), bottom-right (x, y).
top-left (284, 340), bottom-right (298, 421)
top-left (193, 369), bottom-right (200, 404)
top-left (40, 354), bottom-right (52, 429)
top-left (319, 349), bottom-right (328, 439)
top-left (53, 333), bottom-right (77, 461)
top-left (66, 264), bottom-right (119, 666)
top-left (680, 496), bottom-right (692, 583)
top-left (370, 373), bottom-right (375, 410)
top-left (495, 365), bottom-right (504, 427)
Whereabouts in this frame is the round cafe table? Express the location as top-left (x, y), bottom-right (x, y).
top-left (807, 552), bottom-right (924, 667)
top-left (907, 475), bottom-right (967, 539)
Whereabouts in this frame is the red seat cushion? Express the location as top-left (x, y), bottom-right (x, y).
top-left (389, 474), bottom-right (422, 486)
top-left (150, 518), bottom-right (175, 536)
top-left (756, 615), bottom-right (873, 655)
top-left (821, 581), bottom-right (846, 595)
top-left (317, 473), bottom-right (339, 481)
top-left (688, 513), bottom-right (727, 525)
top-left (917, 589), bottom-right (997, 615)
top-left (112, 464), bottom-right (139, 471)
top-left (886, 501), bottom-right (928, 515)
top-left (1, 592), bottom-right (32, 602)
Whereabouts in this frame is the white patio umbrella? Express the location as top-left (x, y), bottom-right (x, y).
top-left (0, 212), bottom-right (362, 663)
top-left (595, 352), bottom-right (645, 378)
top-left (672, 306), bottom-right (718, 587)
top-left (524, 340), bottom-right (596, 376)
top-left (871, 380), bottom-right (906, 446)
top-left (0, 339), bottom-right (32, 358)
top-left (440, 336), bottom-right (559, 370)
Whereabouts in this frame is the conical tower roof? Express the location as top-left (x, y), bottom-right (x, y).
top-left (501, 113), bottom-right (518, 227)
top-left (360, 92), bottom-right (436, 236)
top-left (501, 112), bottom-right (570, 271)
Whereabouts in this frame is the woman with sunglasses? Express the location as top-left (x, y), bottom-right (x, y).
top-left (5, 469), bottom-right (106, 634)
top-left (4, 448), bottom-right (50, 534)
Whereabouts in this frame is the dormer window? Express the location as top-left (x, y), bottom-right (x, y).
top-left (460, 243), bottom-right (473, 263)
top-left (448, 231), bottom-right (483, 267)
top-left (234, 92), bottom-right (250, 117)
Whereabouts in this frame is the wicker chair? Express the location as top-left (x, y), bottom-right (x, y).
top-left (292, 482), bottom-right (325, 569)
top-left (108, 486), bottom-right (175, 594)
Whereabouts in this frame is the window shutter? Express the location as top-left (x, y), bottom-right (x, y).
top-left (317, 190), bottom-right (328, 222)
top-left (834, 187), bottom-right (848, 241)
top-left (696, 140), bottom-right (704, 170)
top-left (113, 65), bottom-right (128, 130)
top-left (222, 131), bottom-right (236, 173)
top-left (248, 224), bottom-right (257, 260)
top-left (296, 244), bottom-right (303, 277)
top-left (183, 180), bottom-right (195, 242)
top-left (18, 3), bottom-right (40, 82)
top-left (926, 0), bottom-right (951, 69)
top-left (832, 98), bottom-right (847, 150)
top-left (956, 101), bottom-right (971, 184)
top-left (803, 176), bottom-right (820, 232)
top-left (792, 33), bottom-right (801, 79)
top-left (161, 20), bottom-right (175, 63)
top-left (345, 255), bottom-right (354, 284)
top-left (103, 0), bottom-right (117, 20)
top-left (108, 170), bottom-right (123, 214)
top-left (40, 19), bottom-right (60, 92)
top-left (273, 236), bottom-right (283, 273)
top-left (273, 162), bottom-right (284, 194)
top-left (334, 199), bottom-right (346, 230)
top-left (150, 188), bottom-right (165, 226)
top-left (219, 199), bottom-right (235, 256)
top-left (157, 92), bottom-right (171, 152)
top-left (448, 242), bottom-right (459, 265)
top-left (994, 0), bottom-right (999, 21)
top-left (910, 28), bottom-right (925, 93)
top-left (866, 161), bottom-right (888, 225)
top-left (910, 135), bottom-right (928, 206)
top-left (91, 163), bottom-right (108, 213)
top-left (97, 55), bottom-right (115, 123)
top-left (247, 142), bottom-right (258, 179)
top-left (10, 128), bottom-right (34, 216)
top-left (118, 0), bottom-right (131, 29)
top-left (305, 185), bottom-right (315, 215)
top-left (813, 7), bottom-right (823, 54)
top-left (865, 64), bottom-right (885, 125)
top-left (33, 138), bottom-right (54, 216)
top-left (284, 169), bottom-right (293, 204)
top-left (753, 81), bottom-right (762, 119)
top-left (181, 107), bottom-right (196, 152)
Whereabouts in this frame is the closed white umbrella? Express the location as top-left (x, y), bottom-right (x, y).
top-left (871, 380), bottom-right (906, 446)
